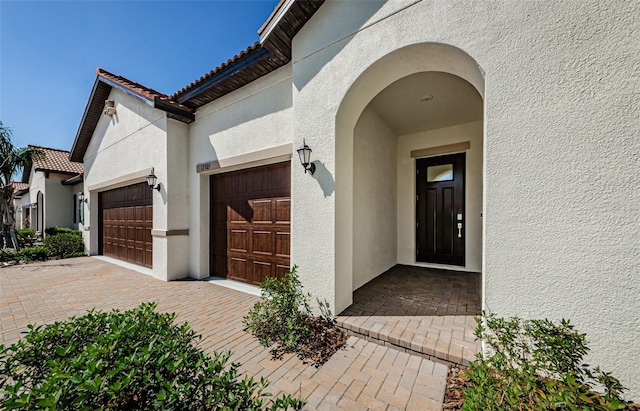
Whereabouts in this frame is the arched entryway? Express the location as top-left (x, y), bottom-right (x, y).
top-left (334, 42), bottom-right (485, 365)
top-left (335, 42), bottom-right (485, 313)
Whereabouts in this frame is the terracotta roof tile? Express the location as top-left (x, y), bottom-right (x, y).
top-left (29, 146), bottom-right (84, 175)
top-left (10, 182), bottom-right (28, 192)
top-left (171, 42), bottom-right (262, 100)
top-left (96, 68), bottom-right (193, 113)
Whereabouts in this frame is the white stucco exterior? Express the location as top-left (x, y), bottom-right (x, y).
top-left (21, 167), bottom-right (83, 232)
top-left (81, 87), bottom-right (189, 281)
top-left (74, 0), bottom-right (639, 398)
top-left (188, 65), bottom-right (294, 279)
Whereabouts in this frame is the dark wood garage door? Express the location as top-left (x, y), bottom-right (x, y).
top-left (99, 182), bottom-right (153, 267)
top-left (211, 162), bottom-right (291, 285)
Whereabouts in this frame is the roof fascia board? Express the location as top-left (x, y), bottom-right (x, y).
top-left (176, 47), bottom-right (272, 104)
top-left (259, 0), bottom-right (295, 43)
top-left (70, 77), bottom-right (107, 159)
top-left (99, 77), bottom-right (155, 107)
top-left (153, 98), bottom-right (195, 122)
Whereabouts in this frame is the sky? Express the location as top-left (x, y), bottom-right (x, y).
top-left (0, 0), bottom-right (279, 154)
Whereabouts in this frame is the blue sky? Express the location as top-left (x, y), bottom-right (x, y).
top-left (0, 0), bottom-right (279, 153)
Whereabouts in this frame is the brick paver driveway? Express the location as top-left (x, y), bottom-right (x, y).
top-left (1, 257), bottom-right (447, 410)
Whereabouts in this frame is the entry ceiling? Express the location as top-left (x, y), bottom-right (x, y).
top-left (369, 71), bottom-right (483, 136)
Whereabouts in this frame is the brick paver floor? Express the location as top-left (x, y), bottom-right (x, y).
top-left (337, 265), bottom-right (481, 365)
top-left (1, 257), bottom-right (447, 410)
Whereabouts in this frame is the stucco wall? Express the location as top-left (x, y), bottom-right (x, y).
top-left (27, 168), bottom-right (46, 232)
top-left (397, 121), bottom-right (483, 273)
top-left (291, 0), bottom-right (640, 397)
top-left (188, 65), bottom-right (293, 279)
top-left (43, 175), bottom-right (77, 229)
top-left (352, 105), bottom-right (397, 290)
top-left (82, 88), bottom-right (170, 280)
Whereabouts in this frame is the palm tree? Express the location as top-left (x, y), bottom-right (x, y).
top-left (0, 122), bottom-right (44, 249)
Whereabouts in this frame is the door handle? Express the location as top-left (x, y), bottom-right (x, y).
top-left (457, 223), bottom-right (462, 238)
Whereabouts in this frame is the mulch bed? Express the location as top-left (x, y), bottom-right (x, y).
top-left (442, 365), bottom-right (640, 410)
top-left (443, 365), bottom-right (467, 410)
top-left (270, 316), bottom-right (348, 367)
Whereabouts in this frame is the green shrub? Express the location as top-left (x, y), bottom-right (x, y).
top-left (44, 226), bottom-right (82, 237)
top-left (43, 232), bottom-right (83, 258)
top-left (0, 302), bottom-right (304, 411)
top-left (16, 246), bottom-right (49, 261)
top-left (244, 266), bottom-right (311, 351)
top-left (17, 228), bottom-right (38, 248)
top-left (0, 248), bottom-right (17, 262)
top-left (462, 312), bottom-right (633, 410)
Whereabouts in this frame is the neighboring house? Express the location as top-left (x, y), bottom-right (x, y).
top-left (69, 1), bottom-right (639, 397)
top-left (20, 146), bottom-right (84, 233)
top-left (9, 182), bottom-right (29, 230)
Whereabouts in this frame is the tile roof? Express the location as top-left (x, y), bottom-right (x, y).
top-left (97, 68), bottom-right (192, 113)
top-left (10, 182), bottom-right (28, 192)
top-left (30, 146), bottom-right (84, 175)
top-left (171, 42), bottom-right (262, 101)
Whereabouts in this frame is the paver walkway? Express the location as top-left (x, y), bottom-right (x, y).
top-left (337, 265), bottom-right (481, 365)
top-left (1, 258), bottom-right (447, 410)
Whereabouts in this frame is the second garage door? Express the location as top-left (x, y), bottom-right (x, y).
top-left (99, 182), bottom-right (153, 267)
top-left (211, 162), bottom-right (291, 285)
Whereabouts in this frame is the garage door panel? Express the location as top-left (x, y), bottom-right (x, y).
top-left (100, 182), bottom-right (152, 268)
top-left (228, 257), bottom-right (248, 282)
top-left (275, 199), bottom-right (290, 223)
top-left (228, 201), bottom-right (251, 223)
top-left (229, 229), bottom-right (248, 253)
top-left (252, 200), bottom-right (272, 223)
top-left (211, 162), bottom-right (291, 285)
top-left (252, 261), bottom-right (272, 284)
top-left (252, 230), bottom-right (274, 256)
top-left (275, 232), bottom-right (290, 258)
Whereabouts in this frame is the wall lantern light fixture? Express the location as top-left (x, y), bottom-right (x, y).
top-left (296, 139), bottom-right (316, 175)
top-left (146, 169), bottom-right (161, 191)
top-left (103, 100), bottom-right (117, 116)
top-left (77, 191), bottom-right (87, 203)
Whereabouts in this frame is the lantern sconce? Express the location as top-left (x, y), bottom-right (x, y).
top-left (77, 191), bottom-right (87, 203)
top-left (103, 100), bottom-right (117, 116)
top-left (146, 169), bottom-right (161, 191)
top-left (296, 139), bottom-right (316, 175)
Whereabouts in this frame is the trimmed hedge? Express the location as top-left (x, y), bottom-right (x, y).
top-left (0, 302), bottom-right (304, 410)
top-left (43, 233), bottom-right (84, 258)
top-left (44, 226), bottom-right (82, 237)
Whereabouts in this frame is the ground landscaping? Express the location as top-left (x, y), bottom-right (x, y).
top-left (0, 227), bottom-right (84, 266)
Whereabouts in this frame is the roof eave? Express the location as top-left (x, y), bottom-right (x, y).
top-left (176, 46), bottom-right (272, 105)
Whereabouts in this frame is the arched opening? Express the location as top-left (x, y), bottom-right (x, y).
top-left (335, 43), bottom-right (485, 315)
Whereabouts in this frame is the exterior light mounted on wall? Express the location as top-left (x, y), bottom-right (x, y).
top-left (296, 139), bottom-right (316, 175)
top-left (146, 169), bottom-right (161, 191)
top-left (103, 100), bottom-right (116, 116)
top-left (77, 191), bottom-right (87, 203)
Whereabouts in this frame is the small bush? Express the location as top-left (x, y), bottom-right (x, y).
top-left (16, 246), bottom-right (49, 261)
top-left (244, 266), bottom-right (312, 351)
top-left (17, 228), bottom-right (38, 248)
top-left (44, 226), bottom-right (82, 237)
top-left (244, 266), bottom-right (347, 366)
top-left (462, 312), bottom-right (633, 410)
top-left (43, 232), bottom-right (83, 258)
top-left (0, 302), bottom-right (304, 410)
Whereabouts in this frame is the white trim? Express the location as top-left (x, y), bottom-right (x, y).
top-left (259, 0), bottom-right (295, 44)
top-left (92, 255), bottom-right (154, 277)
top-left (203, 276), bottom-right (261, 297)
top-left (87, 168), bottom-right (153, 192)
top-left (196, 144), bottom-right (293, 175)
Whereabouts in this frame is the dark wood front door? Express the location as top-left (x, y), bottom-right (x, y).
top-left (416, 153), bottom-right (465, 266)
top-left (210, 162), bottom-right (291, 285)
top-left (99, 182), bottom-right (153, 267)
